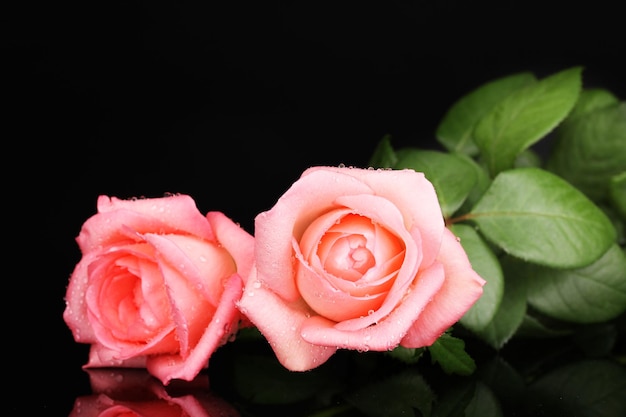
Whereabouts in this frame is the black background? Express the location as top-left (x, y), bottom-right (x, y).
top-left (5, 1), bottom-right (625, 414)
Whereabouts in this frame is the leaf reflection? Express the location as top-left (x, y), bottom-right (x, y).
top-left (204, 324), bottom-right (626, 417)
top-left (67, 320), bottom-right (626, 417)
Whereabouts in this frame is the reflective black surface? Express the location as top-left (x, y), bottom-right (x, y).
top-left (9, 2), bottom-right (626, 415)
top-left (19, 292), bottom-right (626, 416)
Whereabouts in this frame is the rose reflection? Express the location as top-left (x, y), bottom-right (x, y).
top-left (69, 369), bottom-right (240, 417)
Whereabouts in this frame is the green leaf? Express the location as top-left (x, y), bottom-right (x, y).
top-left (603, 205), bottom-right (626, 247)
top-left (473, 256), bottom-right (527, 349)
top-left (572, 323), bottom-right (619, 357)
top-left (368, 133), bottom-right (398, 168)
top-left (386, 346), bottom-right (425, 365)
top-left (394, 149), bottom-right (477, 217)
top-left (546, 102), bottom-right (626, 202)
top-left (431, 380), bottom-right (476, 417)
top-left (514, 314), bottom-right (574, 339)
top-left (474, 66), bottom-right (583, 176)
top-left (525, 359), bottom-right (626, 417)
top-left (344, 370), bottom-right (435, 417)
top-left (513, 148), bottom-right (541, 168)
top-left (455, 155), bottom-right (493, 215)
top-left (469, 167), bottom-right (616, 268)
top-left (566, 88), bottom-right (620, 121)
top-left (231, 353), bottom-right (335, 404)
top-left (436, 71), bottom-right (536, 156)
top-left (428, 333), bottom-right (476, 376)
top-left (449, 224), bottom-right (503, 332)
top-left (609, 171), bottom-right (626, 219)
top-left (464, 382), bottom-right (504, 417)
top-left (477, 356), bottom-right (526, 409)
top-left (524, 244), bottom-right (626, 323)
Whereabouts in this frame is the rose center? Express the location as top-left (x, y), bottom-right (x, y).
top-left (323, 234), bottom-right (375, 280)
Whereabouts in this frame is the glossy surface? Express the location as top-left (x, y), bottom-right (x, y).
top-left (15, 290), bottom-right (626, 416)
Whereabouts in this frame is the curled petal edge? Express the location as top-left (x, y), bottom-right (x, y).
top-left (146, 273), bottom-right (245, 385)
top-left (401, 228), bottom-right (486, 347)
top-left (237, 268), bottom-right (338, 371)
top-left (300, 262), bottom-right (445, 351)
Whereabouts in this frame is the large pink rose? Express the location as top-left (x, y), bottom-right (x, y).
top-left (237, 166), bottom-right (486, 371)
top-left (64, 194), bottom-right (254, 385)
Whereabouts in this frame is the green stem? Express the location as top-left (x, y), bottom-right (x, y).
top-left (446, 212), bottom-right (476, 226)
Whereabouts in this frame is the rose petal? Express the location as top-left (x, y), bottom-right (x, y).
top-left (401, 228), bottom-right (486, 347)
top-left (145, 233), bottom-right (235, 306)
top-left (85, 344), bottom-right (148, 368)
top-left (306, 209), bottom-right (405, 293)
top-left (64, 253), bottom-right (99, 343)
top-left (254, 170), bottom-right (374, 301)
top-left (295, 254), bottom-right (386, 321)
top-left (78, 195), bottom-right (215, 253)
top-left (302, 167), bottom-right (445, 267)
top-left (237, 266), bottom-right (337, 371)
top-left (206, 211), bottom-right (255, 285)
top-left (85, 248), bottom-right (177, 353)
top-left (146, 235), bottom-right (218, 357)
top-left (147, 273), bottom-right (244, 384)
top-left (299, 207), bottom-right (353, 260)
top-left (300, 262), bottom-right (445, 351)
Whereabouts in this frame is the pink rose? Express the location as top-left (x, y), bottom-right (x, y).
top-left (64, 194), bottom-right (254, 384)
top-left (69, 369), bottom-right (240, 417)
top-left (237, 166), bottom-right (486, 371)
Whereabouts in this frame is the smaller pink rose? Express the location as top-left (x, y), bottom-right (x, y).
top-left (64, 194), bottom-right (254, 385)
top-left (237, 166), bottom-right (486, 371)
